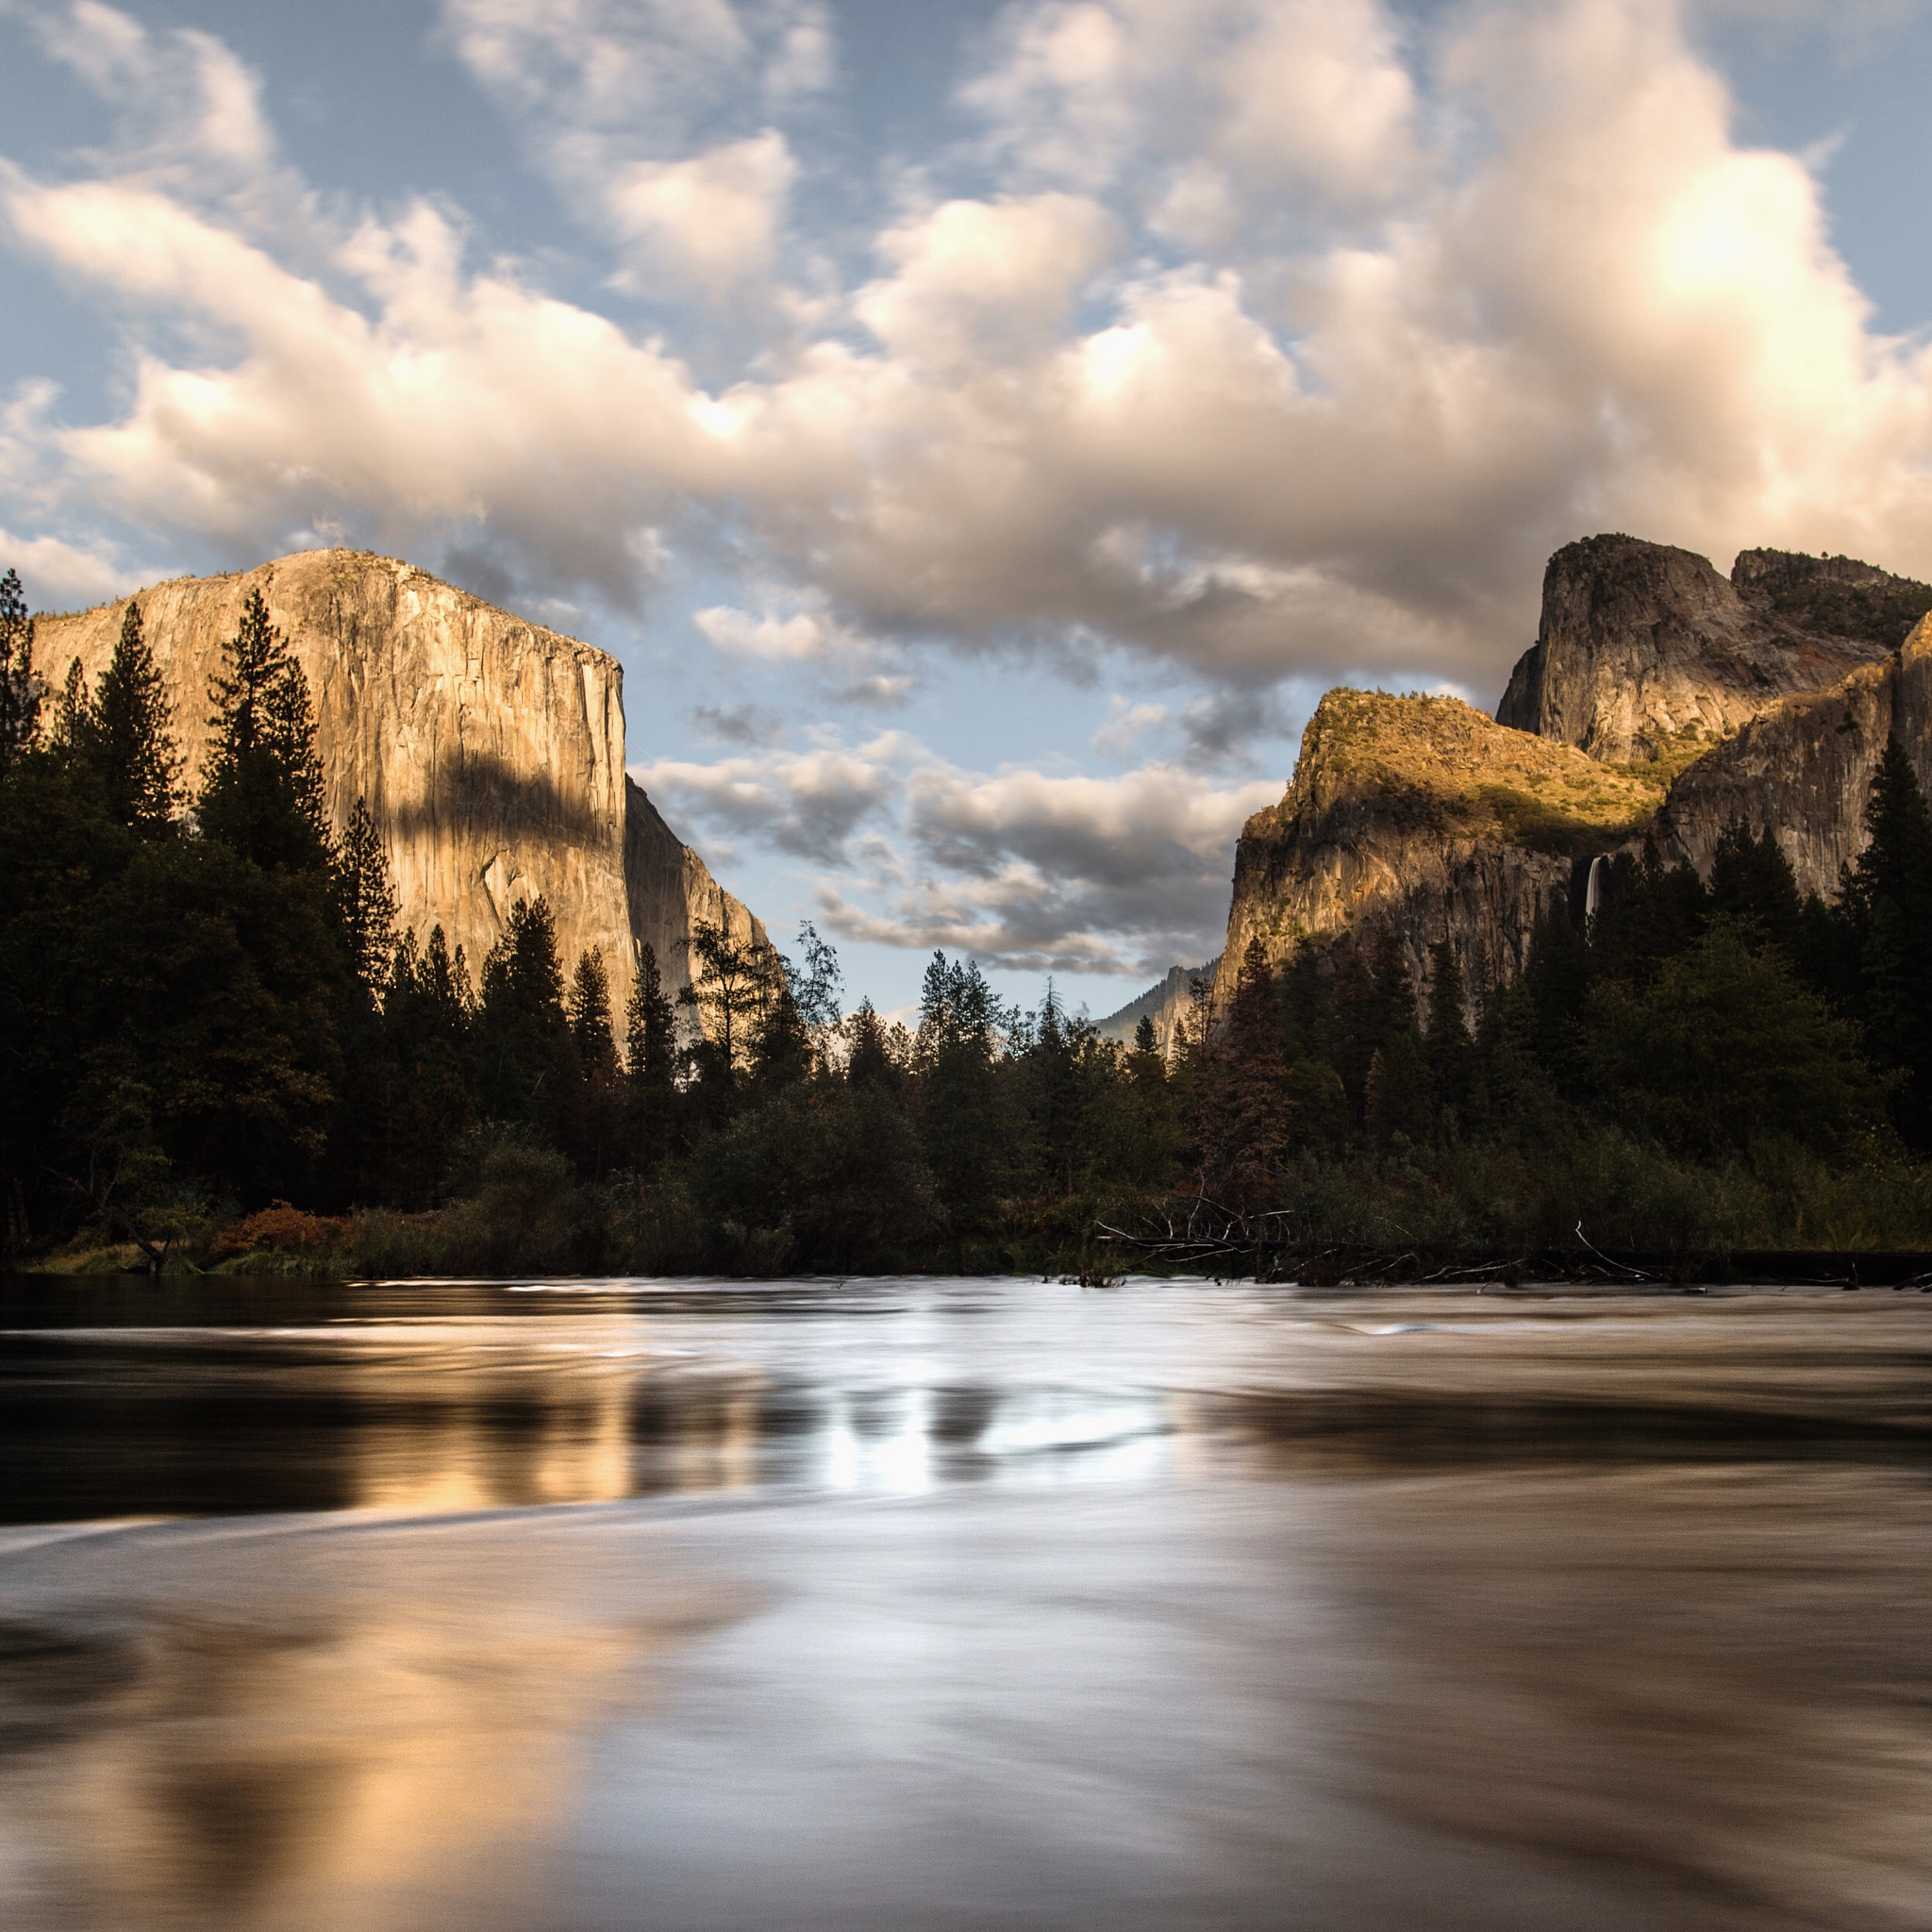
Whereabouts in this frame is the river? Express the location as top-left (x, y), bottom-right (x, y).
top-left (1, 1275), bottom-right (1927, 1930)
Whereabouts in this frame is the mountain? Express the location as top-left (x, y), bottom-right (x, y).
top-left (1095, 961), bottom-right (1218, 1056)
top-left (1208, 685), bottom-right (1667, 1013)
top-left (33, 550), bottom-right (763, 1016)
top-left (1495, 535), bottom-right (1906, 761)
top-left (1209, 536), bottom-right (1932, 1015)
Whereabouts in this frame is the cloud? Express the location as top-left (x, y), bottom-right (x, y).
top-left (631, 740), bottom-right (906, 864)
top-left (607, 131), bottom-right (797, 295)
top-left (817, 753), bottom-right (1279, 974)
top-left (1091, 694), bottom-right (1168, 756)
top-left (691, 701), bottom-right (783, 747)
top-left (641, 724), bottom-right (1276, 973)
top-left (7, 0), bottom-right (1932, 708)
top-left (0, 522), bottom-right (137, 609)
top-left (436, 0), bottom-right (828, 295)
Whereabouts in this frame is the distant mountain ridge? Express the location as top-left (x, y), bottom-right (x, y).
top-left (1095, 960), bottom-right (1218, 1057)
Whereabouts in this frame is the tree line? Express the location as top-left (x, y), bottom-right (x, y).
top-left (5, 563), bottom-right (1932, 1274)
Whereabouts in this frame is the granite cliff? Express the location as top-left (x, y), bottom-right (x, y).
top-left (34, 550), bottom-right (763, 1018)
top-left (1200, 536), bottom-right (1932, 1021)
top-left (1495, 535), bottom-right (1906, 762)
top-left (1207, 688), bottom-right (1667, 1014)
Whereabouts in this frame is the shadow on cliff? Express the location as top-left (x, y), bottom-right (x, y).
top-left (386, 754), bottom-right (603, 847)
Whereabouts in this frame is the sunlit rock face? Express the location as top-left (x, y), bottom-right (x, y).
top-left (1208, 691), bottom-right (1665, 1013)
top-left (1496, 535), bottom-right (1907, 763)
top-left (33, 550), bottom-right (761, 1015)
top-left (1653, 613), bottom-right (1932, 895)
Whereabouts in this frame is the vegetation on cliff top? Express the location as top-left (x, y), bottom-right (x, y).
top-left (1248, 690), bottom-right (1673, 858)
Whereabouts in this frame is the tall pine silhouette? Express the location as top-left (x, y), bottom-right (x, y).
top-left (92, 600), bottom-right (180, 837)
top-left (200, 588), bottom-right (330, 871)
top-left (1842, 739), bottom-right (1932, 1142)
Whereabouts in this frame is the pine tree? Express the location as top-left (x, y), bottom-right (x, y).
top-left (845, 999), bottom-right (897, 1091)
top-left (55, 659), bottom-right (94, 756)
top-left (567, 946), bottom-right (624, 1172)
top-left (0, 567), bottom-right (38, 781)
top-left (624, 941), bottom-right (678, 1169)
top-left (91, 599), bottom-right (180, 836)
top-left (1216, 939), bottom-right (1290, 1203)
top-left (1424, 938), bottom-right (1472, 1122)
top-left (476, 896), bottom-right (576, 1136)
top-left (200, 588), bottom-right (331, 872)
top-left (336, 797), bottom-right (398, 993)
top-left (1707, 818), bottom-right (1801, 953)
top-left (1840, 738), bottom-right (1932, 1141)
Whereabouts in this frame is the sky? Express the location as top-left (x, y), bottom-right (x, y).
top-left (5, 0), bottom-right (1932, 1022)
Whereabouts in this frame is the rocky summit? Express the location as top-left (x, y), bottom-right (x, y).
top-left (33, 550), bottom-right (762, 1015)
top-left (1193, 535), bottom-right (1932, 1024)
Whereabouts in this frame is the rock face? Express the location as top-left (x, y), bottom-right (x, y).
top-left (1095, 961), bottom-right (1217, 1058)
top-left (1652, 614), bottom-right (1932, 896)
top-left (1208, 537), bottom-right (1932, 1023)
top-left (1495, 535), bottom-right (1903, 762)
top-left (33, 550), bottom-right (763, 1018)
top-left (1208, 690), bottom-right (1666, 1014)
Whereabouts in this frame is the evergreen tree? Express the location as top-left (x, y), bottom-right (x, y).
top-left (366, 924), bottom-right (474, 1207)
top-left (845, 999), bottom-right (899, 1091)
top-left (0, 567), bottom-right (38, 780)
top-left (1840, 738), bottom-right (1932, 1141)
top-left (199, 588), bottom-right (331, 872)
top-left (475, 897), bottom-right (576, 1137)
top-left (677, 921), bottom-right (782, 1113)
top-left (567, 946), bottom-right (624, 1173)
top-left (1707, 818), bottom-right (1802, 953)
top-left (90, 600), bottom-right (180, 836)
top-left (914, 952), bottom-right (1012, 1233)
top-left (1423, 938), bottom-right (1472, 1124)
top-left (624, 941), bottom-right (678, 1169)
top-left (55, 659), bottom-right (93, 756)
top-left (336, 797), bottom-right (398, 995)
top-left (1521, 891), bottom-right (1594, 1094)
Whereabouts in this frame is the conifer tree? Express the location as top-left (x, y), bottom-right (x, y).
top-left (624, 941), bottom-right (678, 1168)
top-left (845, 999), bottom-right (897, 1091)
top-left (476, 896), bottom-right (576, 1134)
top-left (336, 797), bottom-right (398, 993)
top-left (55, 659), bottom-right (94, 756)
top-left (1424, 938), bottom-right (1472, 1120)
top-left (91, 600), bottom-right (180, 836)
top-left (568, 946), bottom-right (624, 1172)
top-left (1707, 818), bottom-right (1801, 953)
top-left (1214, 938), bottom-right (1290, 1203)
top-left (0, 567), bottom-right (38, 780)
top-left (199, 588), bottom-right (330, 871)
top-left (1841, 738), bottom-right (1932, 1141)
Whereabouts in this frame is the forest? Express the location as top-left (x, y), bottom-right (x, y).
top-left (5, 568), bottom-right (1932, 1277)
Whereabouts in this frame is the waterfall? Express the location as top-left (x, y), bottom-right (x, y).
top-left (1584, 854), bottom-right (1607, 927)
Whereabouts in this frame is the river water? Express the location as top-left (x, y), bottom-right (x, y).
top-left (1, 1275), bottom-right (1928, 1931)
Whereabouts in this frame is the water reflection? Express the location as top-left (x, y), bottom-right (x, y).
top-left (5, 1279), bottom-right (1931, 1524)
top-left (2, 1280), bottom-right (1929, 1931)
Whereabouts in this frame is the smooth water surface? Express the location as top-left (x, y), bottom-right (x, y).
top-left (2, 1276), bottom-right (1928, 1929)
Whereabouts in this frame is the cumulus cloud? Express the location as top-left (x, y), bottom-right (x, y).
top-left (632, 738), bottom-right (907, 864)
top-left (10, 0), bottom-right (1928, 702)
top-left (607, 131), bottom-right (797, 295)
top-left (436, 0), bottom-right (827, 295)
top-left (639, 726), bottom-right (1276, 972)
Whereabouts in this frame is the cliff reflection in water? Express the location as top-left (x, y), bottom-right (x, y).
top-left (2, 1280), bottom-right (1929, 1932)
